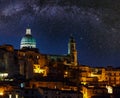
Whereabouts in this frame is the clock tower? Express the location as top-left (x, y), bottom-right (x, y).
top-left (68, 35), bottom-right (78, 66)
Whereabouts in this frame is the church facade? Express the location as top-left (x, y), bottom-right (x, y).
top-left (0, 28), bottom-right (78, 79)
top-left (19, 28), bottom-right (78, 79)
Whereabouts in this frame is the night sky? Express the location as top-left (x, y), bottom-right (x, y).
top-left (0, 0), bottom-right (120, 67)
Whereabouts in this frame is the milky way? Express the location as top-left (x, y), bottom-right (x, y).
top-left (0, 0), bottom-right (120, 66)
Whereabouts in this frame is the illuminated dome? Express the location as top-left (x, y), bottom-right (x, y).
top-left (20, 28), bottom-right (36, 49)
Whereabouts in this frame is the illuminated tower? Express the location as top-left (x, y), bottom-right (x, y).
top-left (68, 35), bottom-right (78, 66)
top-left (20, 28), bottom-right (36, 49)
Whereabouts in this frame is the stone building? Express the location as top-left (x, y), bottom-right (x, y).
top-left (38, 87), bottom-right (82, 98)
top-left (0, 45), bottom-right (19, 78)
top-left (82, 85), bottom-right (110, 98)
top-left (17, 28), bottom-right (78, 79)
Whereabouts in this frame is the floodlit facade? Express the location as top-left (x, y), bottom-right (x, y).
top-left (79, 65), bottom-right (120, 86)
top-left (82, 85), bottom-right (110, 98)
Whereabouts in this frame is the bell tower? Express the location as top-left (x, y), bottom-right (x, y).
top-left (68, 35), bottom-right (78, 66)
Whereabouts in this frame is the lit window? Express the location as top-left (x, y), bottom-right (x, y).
top-left (9, 94), bottom-right (12, 98)
top-left (106, 86), bottom-right (113, 94)
top-left (0, 92), bottom-right (3, 96)
top-left (16, 94), bottom-right (19, 98)
top-left (45, 96), bottom-right (48, 98)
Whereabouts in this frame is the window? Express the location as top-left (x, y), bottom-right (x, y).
top-left (32, 91), bottom-right (34, 94)
top-left (114, 78), bottom-right (116, 80)
top-left (44, 91), bottom-right (48, 94)
top-left (32, 96), bottom-right (34, 98)
top-left (45, 96), bottom-right (48, 98)
top-left (56, 91), bottom-right (60, 95)
top-left (114, 73), bottom-right (116, 76)
top-left (67, 96), bottom-right (71, 98)
top-left (25, 90), bottom-right (28, 94)
top-left (108, 73), bottom-right (111, 76)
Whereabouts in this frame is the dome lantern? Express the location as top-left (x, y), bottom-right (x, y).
top-left (26, 28), bottom-right (31, 35)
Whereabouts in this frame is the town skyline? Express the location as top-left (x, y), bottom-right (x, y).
top-left (0, 1), bottom-right (120, 98)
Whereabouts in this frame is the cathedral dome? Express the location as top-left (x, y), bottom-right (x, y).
top-left (20, 28), bottom-right (36, 49)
